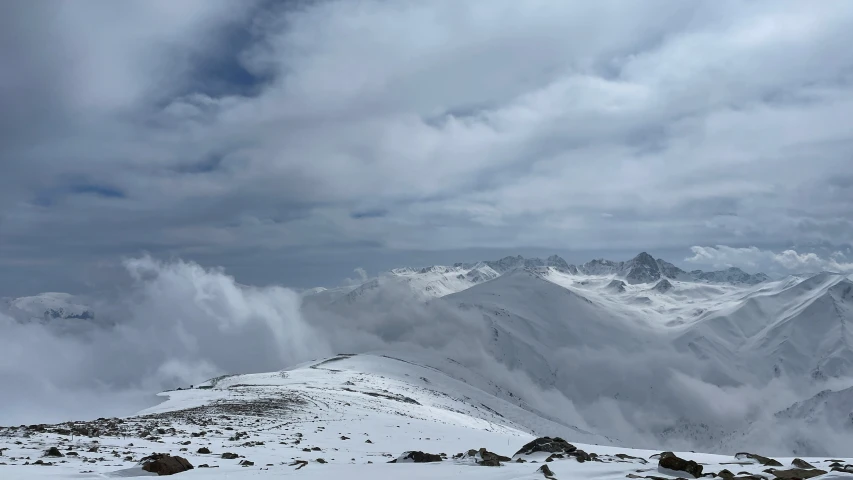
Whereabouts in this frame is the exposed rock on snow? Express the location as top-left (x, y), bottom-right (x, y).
top-left (658, 451), bottom-right (703, 478)
top-left (735, 452), bottom-right (783, 466)
top-left (140, 453), bottom-right (194, 475)
top-left (390, 451), bottom-right (443, 463)
top-left (514, 437), bottom-right (577, 457)
top-left (768, 467), bottom-right (828, 479)
top-left (651, 278), bottom-right (673, 293)
top-left (792, 458), bottom-right (815, 469)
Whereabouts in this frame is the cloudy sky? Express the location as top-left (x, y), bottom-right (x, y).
top-left (2, 0), bottom-right (853, 295)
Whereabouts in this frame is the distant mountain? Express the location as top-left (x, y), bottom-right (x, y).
top-left (1, 292), bottom-right (94, 323)
top-left (300, 252), bottom-right (771, 310)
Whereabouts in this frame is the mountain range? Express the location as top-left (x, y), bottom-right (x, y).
top-left (3, 251), bottom-right (853, 463)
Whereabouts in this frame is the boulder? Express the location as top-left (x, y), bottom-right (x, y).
top-left (196, 447), bottom-right (210, 454)
top-left (221, 452), bottom-right (239, 459)
top-left (791, 459), bottom-right (814, 469)
top-left (390, 451), bottom-right (442, 463)
top-left (770, 468), bottom-right (827, 479)
top-left (474, 447), bottom-right (510, 466)
top-left (735, 453), bottom-right (783, 467)
top-left (659, 453), bottom-right (703, 478)
top-left (569, 450), bottom-right (591, 463)
top-left (515, 437), bottom-right (577, 456)
top-left (140, 453), bottom-right (194, 476)
top-left (45, 447), bottom-right (64, 457)
top-left (615, 453), bottom-right (648, 464)
top-left (538, 464), bottom-right (556, 478)
top-left (717, 469), bottom-right (735, 479)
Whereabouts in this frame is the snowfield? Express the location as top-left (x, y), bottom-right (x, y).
top-left (2, 353), bottom-right (851, 479)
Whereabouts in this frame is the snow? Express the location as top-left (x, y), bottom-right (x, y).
top-left (3, 353), bottom-right (848, 479)
top-left (4, 252), bottom-right (853, 477)
top-left (2, 292), bottom-right (94, 323)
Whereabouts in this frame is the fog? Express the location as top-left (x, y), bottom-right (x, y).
top-left (2, 256), bottom-right (851, 456)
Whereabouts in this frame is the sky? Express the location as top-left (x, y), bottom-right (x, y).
top-left (2, 0), bottom-right (853, 296)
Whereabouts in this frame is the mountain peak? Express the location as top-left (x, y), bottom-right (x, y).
top-left (631, 252), bottom-right (656, 264)
top-left (624, 252), bottom-right (662, 284)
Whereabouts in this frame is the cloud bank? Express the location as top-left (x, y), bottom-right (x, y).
top-left (2, 1), bottom-right (853, 293)
top-left (687, 245), bottom-right (853, 274)
top-left (3, 256), bottom-right (852, 457)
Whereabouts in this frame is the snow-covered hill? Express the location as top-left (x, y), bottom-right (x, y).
top-left (2, 353), bottom-right (850, 479)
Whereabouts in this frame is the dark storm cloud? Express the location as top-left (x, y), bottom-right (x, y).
top-left (2, 0), bottom-right (853, 293)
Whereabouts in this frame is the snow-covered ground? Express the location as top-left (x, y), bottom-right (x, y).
top-left (2, 353), bottom-right (849, 479)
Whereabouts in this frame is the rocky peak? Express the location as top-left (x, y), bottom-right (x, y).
top-left (624, 252), bottom-right (662, 284)
top-left (652, 279), bottom-right (673, 293)
top-left (545, 255), bottom-right (577, 273)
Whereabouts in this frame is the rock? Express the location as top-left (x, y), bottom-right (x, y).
top-left (607, 280), bottom-right (627, 292)
top-left (569, 450), bottom-right (591, 463)
top-left (365, 439), bottom-right (373, 444)
top-left (88, 446), bottom-right (99, 453)
top-left (221, 452), bottom-right (239, 459)
top-left (616, 453), bottom-right (648, 464)
top-left (340, 436), bottom-right (349, 440)
top-left (832, 465), bottom-right (853, 474)
top-left (45, 447), bottom-right (64, 457)
top-left (770, 468), bottom-right (827, 479)
top-left (67, 451), bottom-right (78, 456)
top-left (390, 451), bottom-right (443, 463)
top-left (538, 464), bottom-right (557, 478)
top-left (140, 453), bottom-right (194, 476)
top-left (198, 464), bottom-right (209, 468)
top-left (197, 447), bottom-right (210, 454)
top-left (239, 460), bottom-right (254, 467)
top-left (660, 453), bottom-right (703, 478)
top-left (515, 437), bottom-right (577, 457)
top-left (652, 279), bottom-right (673, 293)
top-left (735, 453), bottom-right (783, 467)
top-left (476, 448), bottom-right (510, 466)
top-left (791, 459), bottom-right (814, 469)
top-left (650, 452), bottom-right (675, 461)
top-left (717, 469), bottom-right (735, 479)
top-left (316, 458), bottom-right (326, 463)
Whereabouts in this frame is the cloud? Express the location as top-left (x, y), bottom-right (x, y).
top-left (2, 1), bottom-right (853, 292)
top-left (685, 245), bottom-right (853, 274)
top-left (343, 267), bottom-right (369, 285)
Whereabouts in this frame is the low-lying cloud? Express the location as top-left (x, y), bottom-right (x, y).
top-left (2, 255), bottom-right (851, 456)
top-left (686, 245), bottom-right (853, 274)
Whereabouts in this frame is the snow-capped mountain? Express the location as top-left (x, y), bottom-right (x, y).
top-left (294, 254), bottom-right (853, 453)
top-left (673, 272), bottom-right (853, 381)
top-left (304, 252), bottom-right (771, 308)
top-left (1, 292), bottom-right (94, 323)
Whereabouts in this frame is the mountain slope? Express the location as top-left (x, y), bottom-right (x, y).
top-left (2, 352), bottom-right (849, 478)
top-left (674, 274), bottom-right (853, 380)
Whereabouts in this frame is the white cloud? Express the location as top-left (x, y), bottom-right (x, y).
top-left (2, 1), bottom-right (853, 291)
top-left (686, 245), bottom-right (853, 274)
